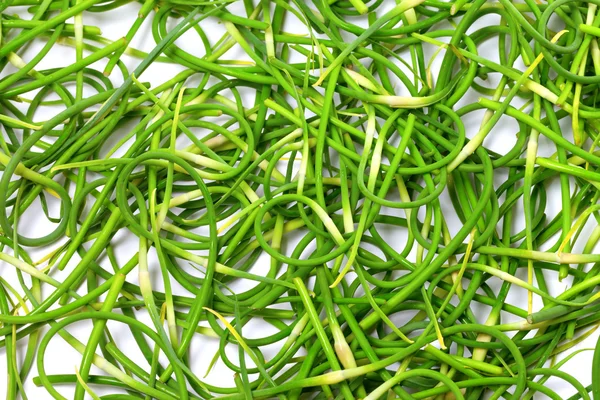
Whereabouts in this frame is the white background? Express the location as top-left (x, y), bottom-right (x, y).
top-left (0, 1), bottom-right (597, 398)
